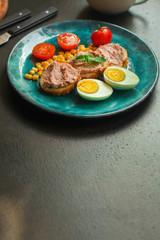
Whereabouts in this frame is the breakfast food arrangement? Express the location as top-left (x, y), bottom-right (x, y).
top-left (24, 26), bottom-right (140, 101)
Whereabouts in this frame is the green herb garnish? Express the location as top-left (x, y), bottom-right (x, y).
top-left (73, 54), bottom-right (106, 63)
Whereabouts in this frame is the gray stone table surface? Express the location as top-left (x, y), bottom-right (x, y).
top-left (0, 0), bottom-right (160, 239)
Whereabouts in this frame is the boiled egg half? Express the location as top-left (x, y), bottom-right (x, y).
top-left (77, 79), bottom-right (113, 101)
top-left (103, 66), bottom-right (139, 90)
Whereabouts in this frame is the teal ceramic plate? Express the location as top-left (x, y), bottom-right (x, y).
top-left (7, 20), bottom-right (159, 118)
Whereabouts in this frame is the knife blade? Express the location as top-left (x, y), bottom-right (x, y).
top-left (0, 6), bottom-right (58, 46)
top-left (0, 8), bottom-right (31, 30)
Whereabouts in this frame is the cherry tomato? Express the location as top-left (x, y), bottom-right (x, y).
top-left (91, 26), bottom-right (112, 46)
top-left (32, 43), bottom-right (56, 60)
top-left (57, 33), bottom-right (80, 50)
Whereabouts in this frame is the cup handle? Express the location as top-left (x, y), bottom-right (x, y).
top-left (134, 0), bottom-right (148, 5)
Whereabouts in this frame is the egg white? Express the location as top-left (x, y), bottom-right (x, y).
top-left (77, 79), bottom-right (113, 101)
top-left (103, 66), bottom-right (139, 90)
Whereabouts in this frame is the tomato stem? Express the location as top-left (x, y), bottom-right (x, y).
top-left (97, 24), bottom-right (101, 30)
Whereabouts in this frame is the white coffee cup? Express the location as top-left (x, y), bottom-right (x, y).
top-left (87, 0), bottom-right (148, 14)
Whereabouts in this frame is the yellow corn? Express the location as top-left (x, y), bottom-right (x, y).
top-left (58, 58), bottom-right (67, 63)
top-left (84, 47), bottom-right (91, 52)
top-left (57, 54), bottom-right (64, 59)
top-left (38, 71), bottom-right (43, 76)
top-left (87, 45), bottom-right (97, 51)
top-left (53, 55), bottom-right (58, 60)
top-left (32, 75), bottom-right (39, 81)
top-left (29, 69), bottom-right (35, 75)
top-left (37, 66), bottom-right (44, 71)
top-left (25, 74), bottom-right (32, 80)
top-left (70, 49), bottom-right (77, 55)
top-left (32, 67), bottom-right (38, 72)
top-left (56, 56), bottom-right (66, 62)
top-left (77, 45), bottom-right (86, 51)
top-left (64, 53), bottom-right (73, 60)
top-left (47, 58), bottom-right (53, 64)
top-left (58, 51), bottom-right (64, 55)
top-left (35, 62), bottom-right (42, 67)
top-left (41, 61), bottom-right (50, 69)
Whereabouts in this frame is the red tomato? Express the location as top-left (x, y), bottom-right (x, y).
top-left (91, 26), bottom-right (112, 46)
top-left (32, 43), bottom-right (56, 60)
top-left (57, 33), bottom-right (80, 50)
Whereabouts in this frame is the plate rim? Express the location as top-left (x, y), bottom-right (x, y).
top-left (7, 19), bottom-right (160, 118)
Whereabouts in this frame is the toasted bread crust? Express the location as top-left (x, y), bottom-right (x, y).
top-left (40, 74), bottom-right (81, 96)
top-left (120, 48), bottom-right (128, 68)
top-left (80, 71), bottom-right (100, 79)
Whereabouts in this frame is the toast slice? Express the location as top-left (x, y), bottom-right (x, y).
top-left (39, 61), bottom-right (81, 96)
top-left (70, 43), bottom-right (128, 79)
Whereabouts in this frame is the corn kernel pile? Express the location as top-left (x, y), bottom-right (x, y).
top-left (24, 45), bottom-right (97, 81)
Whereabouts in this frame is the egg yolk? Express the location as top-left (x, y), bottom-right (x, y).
top-left (78, 80), bottom-right (99, 94)
top-left (105, 68), bottom-right (126, 82)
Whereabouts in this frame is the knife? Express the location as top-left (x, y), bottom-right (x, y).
top-left (0, 6), bottom-right (58, 46)
top-left (0, 8), bottom-right (31, 30)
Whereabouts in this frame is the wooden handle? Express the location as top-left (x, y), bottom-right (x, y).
top-left (0, 0), bottom-right (8, 21)
top-left (0, 8), bottom-right (31, 30)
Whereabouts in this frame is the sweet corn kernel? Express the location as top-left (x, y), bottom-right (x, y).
top-left (37, 66), bottom-right (44, 71)
top-left (38, 71), bottom-right (43, 76)
top-left (87, 45), bottom-right (97, 51)
top-left (53, 55), bottom-right (58, 60)
top-left (61, 59), bottom-right (67, 63)
top-left (44, 65), bottom-right (49, 69)
top-left (57, 55), bottom-right (65, 60)
top-left (57, 55), bottom-right (64, 59)
top-left (29, 69), bottom-right (35, 75)
top-left (77, 45), bottom-right (86, 51)
top-left (84, 47), bottom-right (91, 52)
top-left (64, 53), bottom-right (73, 60)
top-left (47, 58), bottom-right (53, 64)
top-left (35, 62), bottom-right (42, 67)
top-left (56, 56), bottom-right (66, 62)
top-left (32, 75), bottom-right (39, 81)
top-left (68, 54), bottom-right (74, 59)
top-left (25, 74), bottom-right (32, 80)
top-left (41, 61), bottom-right (50, 69)
top-left (70, 49), bottom-right (77, 55)
top-left (58, 51), bottom-right (64, 55)
top-left (32, 67), bottom-right (38, 72)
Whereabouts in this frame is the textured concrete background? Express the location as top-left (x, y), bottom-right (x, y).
top-left (0, 0), bottom-right (160, 239)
